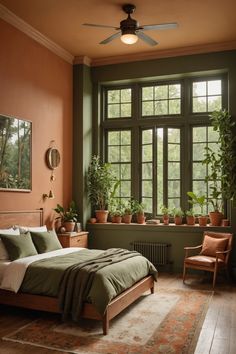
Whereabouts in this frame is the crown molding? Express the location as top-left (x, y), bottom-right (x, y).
top-left (91, 40), bottom-right (236, 67)
top-left (0, 3), bottom-right (74, 64)
top-left (73, 56), bottom-right (92, 66)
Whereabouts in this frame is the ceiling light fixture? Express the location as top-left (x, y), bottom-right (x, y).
top-left (120, 31), bottom-right (138, 45)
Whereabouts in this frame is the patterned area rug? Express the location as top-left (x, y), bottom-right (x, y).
top-left (2, 288), bottom-right (212, 354)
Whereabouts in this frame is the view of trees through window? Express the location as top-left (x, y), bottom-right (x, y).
top-left (103, 76), bottom-right (225, 216)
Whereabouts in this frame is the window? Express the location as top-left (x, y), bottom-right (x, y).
top-left (103, 75), bottom-right (226, 216)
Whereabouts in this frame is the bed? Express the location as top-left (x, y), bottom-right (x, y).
top-left (0, 209), bottom-right (156, 334)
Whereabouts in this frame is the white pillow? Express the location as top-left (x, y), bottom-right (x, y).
top-left (0, 228), bottom-right (20, 260)
top-left (15, 225), bottom-right (47, 233)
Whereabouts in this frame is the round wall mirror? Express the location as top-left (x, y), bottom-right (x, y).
top-left (46, 148), bottom-right (60, 170)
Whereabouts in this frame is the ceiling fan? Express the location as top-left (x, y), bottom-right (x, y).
top-left (83, 4), bottom-right (178, 46)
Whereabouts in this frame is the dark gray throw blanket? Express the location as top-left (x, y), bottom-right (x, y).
top-left (59, 248), bottom-right (142, 321)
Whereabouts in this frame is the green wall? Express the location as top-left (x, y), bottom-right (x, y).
top-left (73, 50), bottom-right (236, 274)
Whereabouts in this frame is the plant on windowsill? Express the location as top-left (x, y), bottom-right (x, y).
top-left (187, 191), bottom-right (208, 227)
top-left (109, 199), bottom-right (124, 224)
top-left (185, 209), bottom-right (196, 226)
top-left (172, 207), bottom-right (184, 225)
top-left (133, 200), bottom-right (146, 224)
top-left (122, 199), bottom-right (135, 224)
top-left (53, 200), bottom-right (78, 232)
top-left (87, 155), bottom-right (119, 223)
top-left (160, 205), bottom-right (170, 225)
top-left (202, 109), bottom-right (236, 226)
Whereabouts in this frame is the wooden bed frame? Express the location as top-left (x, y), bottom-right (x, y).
top-left (0, 209), bottom-right (155, 334)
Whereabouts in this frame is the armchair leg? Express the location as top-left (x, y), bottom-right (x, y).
top-left (213, 264), bottom-right (218, 289)
top-left (183, 264), bottom-right (186, 283)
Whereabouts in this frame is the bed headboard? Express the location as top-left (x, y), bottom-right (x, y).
top-left (0, 209), bottom-right (43, 229)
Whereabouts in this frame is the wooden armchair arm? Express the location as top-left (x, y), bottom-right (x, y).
top-left (184, 244), bottom-right (202, 258)
top-left (216, 248), bottom-right (231, 255)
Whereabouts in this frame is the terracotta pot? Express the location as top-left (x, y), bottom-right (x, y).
top-left (163, 215), bottom-right (169, 225)
top-left (63, 221), bottom-right (75, 232)
top-left (111, 215), bottom-right (122, 223)
top-left (89, 218), bottom-right (97, 224)
top-left (221, 219), bottom-right (229, 226)
top-left (174, 216), bottom-right (182, 225)
top-left (136, 213), bottom-right (146, 224)
top-left (122, 214), bottom-right (132, 224)
top-left (186, 216), bottom-right (195, 226)
top-left (209, 211), bottom-right (224, 226)
top-left (198, 216), bottom-right (208, 227)
top-left (95, 210), bottom-right (109, 223)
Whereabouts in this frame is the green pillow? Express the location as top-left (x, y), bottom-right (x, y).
top-left (0, 232), bottom-right (38, 261)
top-left (30, 230), bottom-right (62, 253)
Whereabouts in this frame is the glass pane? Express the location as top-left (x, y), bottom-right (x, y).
top-left (142, 87), bottom-right (153, 101)
top-left (108, 90), bottom-right (120, 103)
top-left (121, 146), bottom-right (131, 162)
top-left (169, 84), bottom-right (181, 98)
top-left (108, 104), bottom-right (120, 118)
top-left (193, 180), bottom-right (207, 197)
top-left (193, 81), bottom-right (206, 96)
top-left (168, 144), bottom-right (180, 161)
top-left (169, 99), bottom-right (181, 114)
top-left (155, 85), bottom-right (168, 99)
top-left (142, 144), bottom-right (152, 162)
top-left (208, 127), bottom-right (219, 142)
top-left (192, 143), bottom-right (205, 161)
top-left (108, 131), bottom-right (120, 145)
top-left (120, 181), bottom-right (131, 197)
top-left (142, 162), bottom-right (152, 179)
top-left (142, 130), bottom-right (152, 144)
top-left (192, 162), bottom-right (207, 179)
top-left (155, 100), bottom-right (168, 115)
top-left (208, 142), bottom-right (220, 154)
top-left (168, 198), bottom-right (180, 209)
top-left (168, 128), bottom-right (180, 143)
top-left (108, 146), bottom-right (119, 162)
top-left (193, 97), bottom-right (207, 112)
top-left (121, 131), bottom-right (131, 145)
top-left (142, 101), bottom-right (154, 116)
top-left (168, 162), bottom-right (180, 179)
top-left (121, 163), bottom-right (131, 179)
top-left (111, 164), bottom-right (120, 179)
top-left (142, 197), bottom-right (152, 213)
top-left (142, 181), bottom-right (152, 197)
top-left (121, 89), bottom-right (131, 102)
top-left (208, 80), bottom-right (221, 95)
top-left (121, 103), bottom-right (131, 117)
top-left (168, 180), bottom-right (180, 197)
top-left (208, 96), bottom-right (221, 111)
top-left (193, 127), bottom-right (206, 142)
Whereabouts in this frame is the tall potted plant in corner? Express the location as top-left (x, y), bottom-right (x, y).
top-left (187, 192), bottom-right (208, 226)
top-left (202, 109), bottom-right (236, 226)
top-left (87, 155), bottom-right (119, 223)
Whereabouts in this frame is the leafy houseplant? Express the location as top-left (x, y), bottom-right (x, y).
top-left (133, 200), bottom-right (146, 224)
top-left (185, 209), bottom-right (196, 226)
top-left (202, 109), bottom-right (236, 225)
top-left (160, 205), bottom-right (170, 225)
top-left (122, 199), bottom-right (135, 224)
top-left (172, 207), bottom-right (184, 225)
top-left (187, 191), bottom-right (208, 226)
top-left (109, 199), bottom-right (124, 223)
top-left (54, 201), bottom-right (78, 232)
top-left (87, 155), bottom-right (118, 223)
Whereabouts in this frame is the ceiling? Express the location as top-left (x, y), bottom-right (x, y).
top-left (1, 0), bottom-right (236, 65)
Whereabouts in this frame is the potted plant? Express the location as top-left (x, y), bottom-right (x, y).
top-left (185, 209), bottom-right (196, 225)
top-left (202, 109), bottom-right (236, 226)
top-left (172, 207), bottom-right (184, 225)
top-left (187, 191), bottom-right (208, 226)
top-left (87, 155), bottom-right (119, 223)
top-left (109, 199), bottom-right (124, 223)
top-left (160, 205), bottom-right (170, 225)
top-left (53, 201), bottom-right (78, 232)
top-left (122, 199), bottom-right (135, 224)
top-left (133, 200), bottom-right (146, 224)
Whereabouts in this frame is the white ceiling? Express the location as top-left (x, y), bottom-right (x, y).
top-left (1, 0), bottom-right (236, 65)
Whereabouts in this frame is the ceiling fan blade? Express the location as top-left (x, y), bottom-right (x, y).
top-left (141, 23), bottom-right (178, 31)
top-left (83, 23), bottom-right (117, 29)
top-left (100, 32), bottom-right (121, 45)
top-left (137, 32), bottom-right (158, 46)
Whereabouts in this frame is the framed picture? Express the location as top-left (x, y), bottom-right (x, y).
top-left (0, 114), bottom-right (32, 192)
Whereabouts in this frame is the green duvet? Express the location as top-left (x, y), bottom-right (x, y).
top-left (20, 248), bottom-right (158, 317)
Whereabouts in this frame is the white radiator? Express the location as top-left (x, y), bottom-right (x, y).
top-left (132, 241), bottom-right (171, 266)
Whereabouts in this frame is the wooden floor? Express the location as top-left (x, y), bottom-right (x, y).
top-left (0, 273), bottom-right (235, 354)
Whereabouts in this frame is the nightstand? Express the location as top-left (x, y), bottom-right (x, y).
top-left (57, 231), bottom-right (88, 248)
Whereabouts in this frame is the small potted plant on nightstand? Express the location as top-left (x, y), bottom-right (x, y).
top-left (54, 201), bottom-right (78, 232)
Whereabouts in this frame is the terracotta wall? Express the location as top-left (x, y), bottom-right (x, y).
top-left (0, 19), bottom-right (73, 227)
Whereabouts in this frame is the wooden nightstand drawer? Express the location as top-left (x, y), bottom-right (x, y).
top-left (57, 232), bottom-right (88, 248)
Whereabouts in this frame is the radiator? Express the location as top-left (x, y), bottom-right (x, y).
top-left (132, 241), bottom-right (171, 266)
